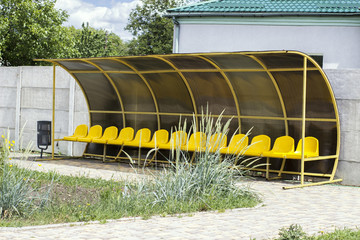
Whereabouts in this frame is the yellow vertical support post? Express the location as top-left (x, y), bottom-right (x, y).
top-left (52, 64), bottom-right (56, 160)
top-left (301, 57), bottom-right (307, 185)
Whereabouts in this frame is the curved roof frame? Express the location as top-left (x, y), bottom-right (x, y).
top-left (38, 50), bottom-right (340, 187)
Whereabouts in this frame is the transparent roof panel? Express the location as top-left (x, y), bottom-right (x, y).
top-left (124, 114), bottom-right (157, 132)
top-left (144, 73), bottom-right (194, 113)
top-left (163, 56), bottom-right (216, 70)
top-left (206, 54), bottom-right (263, 69)
top-left (58, 61), bottom-right (98, 71)
top-left (241, 119), bottom-right (286, 140)
top-left (306, 71), bottom-right (336, 119)
top-left (272, 71), bottom-right (304, 118)
top-left (121, 57), bottom-right (173, 71)
top-left (90, 112), bottom-right (124, 129)
top-left (74, 73), bottom-right (122, 111)
top-left (109, 73), bottom-right (156, 112)
top-left (227, 72), bottom-right (283, 117)
top-left (183, 72), bottom-right (237, 115)
top-left (255, 53), bottom-right (304, 69)
top-left (89, 59), bottom-right (134, 72)
top-left (160, 115), bottom-right (193, 133)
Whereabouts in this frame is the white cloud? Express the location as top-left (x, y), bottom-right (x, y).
top-left (55, 0), bottom-right (140, 41)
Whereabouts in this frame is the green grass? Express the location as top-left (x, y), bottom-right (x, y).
top-left (0, 110), bottom-right (261, 227)
top-left (274, 224), bottom-right (360, 240)
top-left (0, 165), bottom-right (259, 227)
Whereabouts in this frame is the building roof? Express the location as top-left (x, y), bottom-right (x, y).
top-left (167, 0), bottom-right (360, 16)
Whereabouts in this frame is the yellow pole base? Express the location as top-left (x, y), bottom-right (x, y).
top-left (283, 178), bottom-right (343, 190)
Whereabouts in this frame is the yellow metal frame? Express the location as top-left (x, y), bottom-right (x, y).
top-left (36, 50), bottom-right (342, 189)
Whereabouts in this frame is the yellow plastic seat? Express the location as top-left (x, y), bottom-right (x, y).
top-left (63, 124), bottom-right (88, 141)
top-left (123, 128), bottom-right (151, 147)
top-left (107, 127), bottom-right (135, 145)
top-left (158, 131), bottom-right (187, 150)
top-left (245, 135), bottom-right (271, 156)
top-left (92, 126), bottom-right (118, 144)
top-left (141, 129), bottom-right (169, 148)
top-left (286, 137), bottom-right (319, 159)
top-left (220, 134), bottom-right (248, 154)
top-left (181, 132), bottom-right (206, 152)
top-left (77, 125), bottom-right (102, 143)
top-left (207, 133), bottom-right (227, 152)
top-left (262, 136), bottom-right (294, 158)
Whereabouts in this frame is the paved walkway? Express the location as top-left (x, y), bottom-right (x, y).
top-left (1, 158), bottom-right (359, 240)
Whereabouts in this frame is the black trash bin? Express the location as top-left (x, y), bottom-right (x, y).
top-left (37, 121), bottom-right (51, 158)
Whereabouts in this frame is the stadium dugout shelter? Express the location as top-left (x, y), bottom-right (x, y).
top-left (36, 50), bottom-right (342, 189)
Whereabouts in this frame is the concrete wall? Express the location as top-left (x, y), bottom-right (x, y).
top-left (325, 69), bottom-right (360, 185)
top-left (0, 66), bottom-right (89, 156)
top-left (177, 24), bottom-right (360, 69)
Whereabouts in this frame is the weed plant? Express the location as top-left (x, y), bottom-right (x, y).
top-left (274, 224), bottom-right (360, 240)
top-left (0, 131), bottom-right (52, 219)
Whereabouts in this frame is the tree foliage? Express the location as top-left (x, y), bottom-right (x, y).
top-left (125, 0), bottom-right (187, 55)
top-left (70, 23), bottom-right (127, 58)
top-left (0, 0), bottom-right (127, 66)
top-left (0, 0), bottom-right (69, 66)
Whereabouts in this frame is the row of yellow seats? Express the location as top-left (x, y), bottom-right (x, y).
top-left (63, 125), bottom-right (319, 158)
top-left (63, 124), bottom-right (259, 153)
top-left (261, 135), bottom-right (319, 159)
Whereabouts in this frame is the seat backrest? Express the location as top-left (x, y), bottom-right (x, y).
top-left (227, 134), bottom-right (249, 152)
top-left (151, 129), bottom-right (169, 145)
top-left (209, 133), bottom-right (227, 150)
top-left (295, 137), bottom-right (319, 155)
top-left (74, 124), bottom-right (88, 137)
top-left (169, 131), bottom-right (187, 147)
top-left (133, 128), bottom-right (151, 143)
top-left (88, 125), bottom-right (102, 138)
top-left (248, 135), bottom-right (271, 152)
top-left (102, 126), bottom-right (118, 140)
top-left (118, 127), bottom-right (135, 142)
top-left (272, 136), bottom-right (294, 153)
top-left (187, 132), bottom-right (206, 148)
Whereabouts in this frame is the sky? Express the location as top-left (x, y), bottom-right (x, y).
top-left (54, 0), bottom-right (140, 41)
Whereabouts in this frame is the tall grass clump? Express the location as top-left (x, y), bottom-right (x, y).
top-left (144, 108), bottom-right (259, 211)
top-left (0, 131), bottom-right (53, 219)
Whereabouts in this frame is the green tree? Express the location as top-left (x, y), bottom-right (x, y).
top-left (125, 0), bottom-right (186, 55)
top-left (0, 0), bottom-right (70, 66)
top-left (72, 23), bottom-right (127, 58)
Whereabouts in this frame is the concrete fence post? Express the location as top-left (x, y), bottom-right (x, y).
top-left (14, 67), bottom-right (22, 151)
top-left (68, 77), bottom-right (76, 155)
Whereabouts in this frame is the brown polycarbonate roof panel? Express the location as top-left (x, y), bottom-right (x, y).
top-left (73, 73), bottom-right (122, 111)
top-left (272, 71), bottom-right (303, 118)
top-left (183, 72), bottom-right (237, 115)
top-left (227, 72), bottom-right (284, 117)
top-left (109, 73), bottom-right (156, 112)
top-left (58, 61), bottom-right (98, 71)
top-left (160, 115), bottom-right (193, 133)
top-left (144, 73), bottom-right (194, 113)
top-left (90, 113), bottom-right (123, 129)
top-left (124, 114), bottom-right (157, 132)
top-left (241, 119), bottom-right (286, 139)
top-left (121, 57), bottom-right (173, 71)
top-left (254, 53), bottom-right (304, 69)
top-left (306, 71), bottom-right (336, 119)
top-left (89, 59), bottom-right (134, 72)
top-left (205, 54), bottom-right (263, 69)
top-left (163, 56), bottom-right (216, 69)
